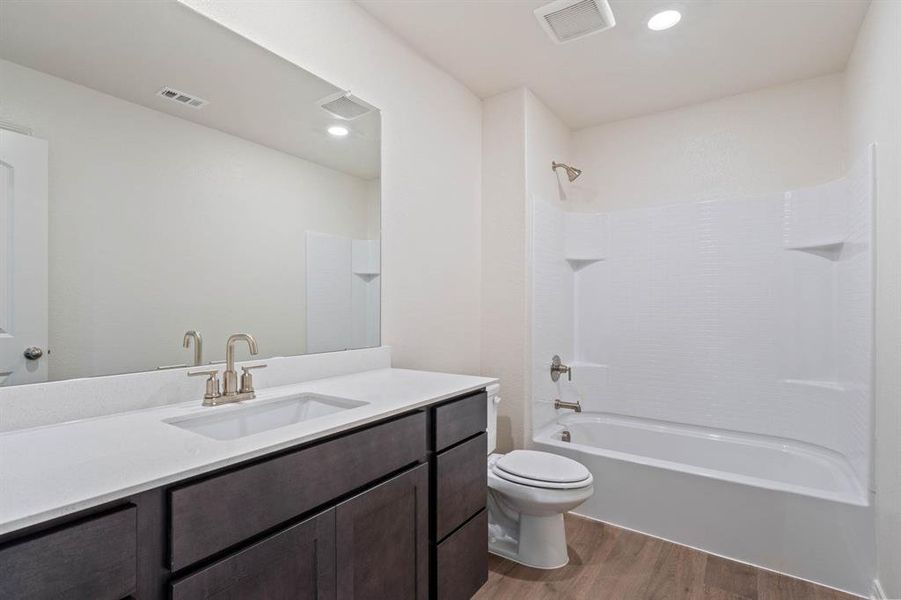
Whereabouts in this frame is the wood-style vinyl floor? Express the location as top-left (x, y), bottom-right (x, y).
top-left (473, 514), bottom-right (859, 600)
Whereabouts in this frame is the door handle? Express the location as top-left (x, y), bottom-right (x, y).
top-left (23, 347), bottom-right (43, 360)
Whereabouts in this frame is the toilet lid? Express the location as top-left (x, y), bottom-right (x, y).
top-left (494, 450), bottom-right (591, 484)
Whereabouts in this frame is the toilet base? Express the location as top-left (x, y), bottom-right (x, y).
top-left (488, 497), bottom-right (570, 569)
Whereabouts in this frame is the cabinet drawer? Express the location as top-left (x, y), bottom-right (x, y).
top-left (170, 411), bottom-right (427, 570)
top-left (436, 510), bottom-right (488, 600)
top-left (0, 506), bottom-right (137, 600)
top-left (432, 391), bottom-right (487, 451)
top-left (435, 432), bottom-right (486, 541)
top-left (171, 508), bottom-right (336, 600)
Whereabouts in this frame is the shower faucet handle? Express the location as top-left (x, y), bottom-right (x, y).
top-left (550, 355), bottom-right (572, 382)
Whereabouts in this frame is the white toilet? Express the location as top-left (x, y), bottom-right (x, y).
top-left (485, 385), bottom-right (594, 569)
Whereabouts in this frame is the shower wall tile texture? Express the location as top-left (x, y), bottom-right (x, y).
top-left (531, 197), bottom-right (575, 432)
top-left (532, 149), bottom-right (873, 489)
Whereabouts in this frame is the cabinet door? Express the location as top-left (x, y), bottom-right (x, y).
top-left (336, 464), bottom-right (429, 600)
top-left (171, 508), bottom-right (335, 600)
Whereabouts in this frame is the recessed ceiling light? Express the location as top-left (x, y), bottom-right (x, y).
top-left (647, 9), bottom-right (681, 31)
top-left (327, 125), bottom-right (349, 137)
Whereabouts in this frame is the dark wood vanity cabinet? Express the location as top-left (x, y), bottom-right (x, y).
top-left (0, 389), bottom-right (489, 600)
top-left (429, 391), bottom-right (489, 600)
top-left (170, 463), bottom-right (429, 600)
top-left (0, 505), bottom-right (137, 600)
top-left (171, 508), bottom-right (336, 600)
top-left (336, 464), bottom-right (429, 599)
top-left (169, 412), bottom-right (427, 570)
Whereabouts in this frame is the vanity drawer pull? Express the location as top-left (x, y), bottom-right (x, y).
top-left (432, 391), bottom-right (487, 451)
top-left (435, 432), bottom-right (487, 541)
top-left (0, 506), bottom-right (137, 600)
top-left (169, 411), bottom-right (427, 570)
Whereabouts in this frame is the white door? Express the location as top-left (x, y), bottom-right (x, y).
top-left (0, 128), bottom-right (48, 385)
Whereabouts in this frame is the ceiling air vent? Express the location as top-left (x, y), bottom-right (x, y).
top-left (319, 92), bottom-right (377, 121)
top-left (535, 0), bottom-right (615, 44)
top-left (156, 87), bottom-right (209, 109)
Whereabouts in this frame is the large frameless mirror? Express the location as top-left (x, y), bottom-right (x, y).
top-left (0, 0), bottom-right (381, 386)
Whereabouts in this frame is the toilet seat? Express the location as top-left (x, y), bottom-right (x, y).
top-left (492, 450), bottom-right (592, 490)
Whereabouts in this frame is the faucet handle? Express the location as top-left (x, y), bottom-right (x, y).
top-left (550, 355), bottom-right (572, 382)
top-left (188, 369), bottom-right (221, 403)
top-left (239, 363), bottom-right (267, 394)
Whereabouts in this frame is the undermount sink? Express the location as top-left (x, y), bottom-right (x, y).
top-left (166, 393), bottom-right (368, 441)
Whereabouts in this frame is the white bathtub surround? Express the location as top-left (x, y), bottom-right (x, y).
top-left (0, 366), bottom-right (496, 535)
top-left (533, 415), bottom-right (873, 596)
top-left (0, 346), bottom-right (391, 432)
top-left (530, 150), bottom-right (875, 595)
top-left (305, 232), bottom-right (381, 353)
top-left (533, 148), bottom-right (874, 491)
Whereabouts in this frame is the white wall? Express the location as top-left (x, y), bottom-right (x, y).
top-left (481, 88), bottom-right (527, 451)
top-left (481, 88), bottom-right (574, 451)
top-left (572, 74), bottom-right (847, 211)
top-left (844, 0), bottom-right (901, 595)
top-left (181, 0), bottom-right (483, 376)
top-left (1, 58), bottom-right (375, 380)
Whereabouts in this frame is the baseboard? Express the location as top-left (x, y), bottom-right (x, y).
top-left (871, 579), bottom-right (887, 600)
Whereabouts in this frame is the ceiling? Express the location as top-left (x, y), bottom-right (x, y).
top-left (357, 0), bottom-right (869, 129)
top-left (0, 1), bottom-right (380, 179)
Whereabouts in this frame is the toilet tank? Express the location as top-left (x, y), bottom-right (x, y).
top-left (486, 383), bottom-right (500, 454)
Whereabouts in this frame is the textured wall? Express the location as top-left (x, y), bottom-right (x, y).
top-left (533, 155), bottom-right (873, 494)
top-left (530, 199), bottom-right (575, 432)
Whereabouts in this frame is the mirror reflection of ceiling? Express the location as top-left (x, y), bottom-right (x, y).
top-left (0, 0), bottom-right (380, 179)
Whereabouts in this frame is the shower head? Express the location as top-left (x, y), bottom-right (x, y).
top-left (552, 161), bottom-right (582, 182)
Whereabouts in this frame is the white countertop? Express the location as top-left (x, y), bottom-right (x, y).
top-left (0, 368), bottom-right (496, 535)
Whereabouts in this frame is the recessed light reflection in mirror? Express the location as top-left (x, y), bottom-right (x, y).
top-left (328, 125), bottom-right (350, 137)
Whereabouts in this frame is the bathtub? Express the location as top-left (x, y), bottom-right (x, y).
top-left (533, 413), bottom-right (874, 597)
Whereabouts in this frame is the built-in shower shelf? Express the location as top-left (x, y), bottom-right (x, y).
top-left (784, 239), bottom-right (845, 260)
top-left (353, 271), bottom-right (380, 282)
top-left (782, 378), bottom-right (847, 392)
top-left (566, 257), bottom-right (605, 271)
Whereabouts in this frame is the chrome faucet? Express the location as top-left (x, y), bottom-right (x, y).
top-left (188, 333), bottom-right (266, 406)
top-left (182, 330), bottom-right (203, 366)
top-left (554, 399), bottom-right (582, 413)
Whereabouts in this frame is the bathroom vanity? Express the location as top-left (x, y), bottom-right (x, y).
top-left (0, 3), bottom-right (492, 597)
top-left (0, 369), bottom-right (493, 600)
